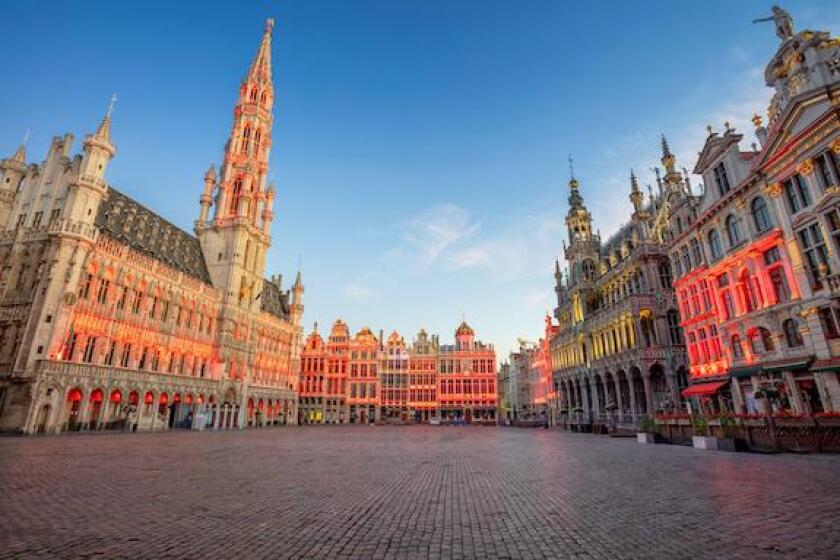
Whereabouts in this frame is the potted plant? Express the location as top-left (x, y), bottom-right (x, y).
top-left (636, 414), bottom-right (657, 444)
top-left (691, 415), bottom-right (719, 450)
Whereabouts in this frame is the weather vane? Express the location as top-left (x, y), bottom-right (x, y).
top-left (568, 154), bottom-right (575, 179)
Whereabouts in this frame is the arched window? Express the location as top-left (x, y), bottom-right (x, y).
top-left (690, 238), bottom-right (703, 266)
top-left (751, 197), bottom-right (773, 233)
top-left (731, 334), bottom-right (743, 359)
top-left (783, 319), bottom-right (803, 347)
top-left (250, 88), bottom-right (258, 102)
top-left (260, 91), bottom-right (267, 106)
top-left (708, 229), bottom-right (722, 261)
top-left (726, 215), bottom-right (741, 246)
top-left (681, 246), bottom-right (691, 273)
top-left (759, 327), bottom-right (774, 352)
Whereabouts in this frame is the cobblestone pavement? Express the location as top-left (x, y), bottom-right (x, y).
top-left (1, 427), bottom-right (839, 560)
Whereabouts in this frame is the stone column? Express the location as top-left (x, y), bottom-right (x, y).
top-left (590, 375), bottom-right (601, 420)
top-left (612, 372), bottom-right (625, 422)
top-left (643, 373), bottom-right (654, 414)
top-left (628, 374), bottom-right (638, 417)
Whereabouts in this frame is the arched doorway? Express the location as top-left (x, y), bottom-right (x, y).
top-left (630, 367), bottom-right (646, 415)
top-left (649, 363), bottom-right (670, 412)
top-left (89, 388), bottom-right (104, 429)
top-left (35, 404), bottom-right (51, 434)
top-left (65, 387), bottom-right (83, 431)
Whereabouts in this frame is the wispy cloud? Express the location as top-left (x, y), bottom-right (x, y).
top-left (343, 282), bottom-right (379, 304)
top-left (402, 203), bottom-right (481, 264)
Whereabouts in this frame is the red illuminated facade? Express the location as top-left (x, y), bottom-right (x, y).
top-left (667, 13), bottom-right (840, 415)
top-left (300, 320), bottom-right (497, 424)
top-left (0, 20), bottom-right (304, 434)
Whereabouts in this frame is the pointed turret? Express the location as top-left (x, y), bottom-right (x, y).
top-left (629, 169), bottom-right (644, 213)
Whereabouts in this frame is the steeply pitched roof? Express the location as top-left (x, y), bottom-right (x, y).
top-left (95, 186), bottom-right (212, 284)
top-left (260, 278), bottom-right (290, 320)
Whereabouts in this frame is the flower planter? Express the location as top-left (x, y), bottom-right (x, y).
top-left (692, 435), bottom-right (736, 451)
top-left (637, 432), bottom-right (656, 444)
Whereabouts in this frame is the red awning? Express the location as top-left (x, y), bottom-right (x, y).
top-left (681, 381), bottom-right (728, 397)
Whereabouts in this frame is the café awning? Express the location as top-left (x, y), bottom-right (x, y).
top-left (681, 380), bottom-right (728, 397)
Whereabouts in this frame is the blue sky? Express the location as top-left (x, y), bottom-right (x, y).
top-left (1, 1), bottom-right (837, 358)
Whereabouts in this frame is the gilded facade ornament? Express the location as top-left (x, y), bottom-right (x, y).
top-left (796, 159), bottom-right (815, 176)
top-left (832, 138), bottom-right (840, 154)
top-left (764, 183), bottom-right (784, 198)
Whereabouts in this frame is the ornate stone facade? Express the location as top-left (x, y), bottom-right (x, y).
top-left (549, 157), bottom-right (689, 428)
top-left (300, 320), bottom-right (497, 424)
top-left (668, 10), bottom-right (840, 415)
top-left (0, 19), bottom-right (304, 434)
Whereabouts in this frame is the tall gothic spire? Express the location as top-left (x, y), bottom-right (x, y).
top-left (213, 18), bottom-right (276, 229)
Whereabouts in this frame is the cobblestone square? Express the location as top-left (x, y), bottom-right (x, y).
top-left (1, 427), bottom-right (839, 559)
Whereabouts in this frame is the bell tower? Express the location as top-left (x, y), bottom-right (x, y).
top-left (198, 19), bottom-right (276, 311)
top-left (563, 168), bottom-right (600, 286)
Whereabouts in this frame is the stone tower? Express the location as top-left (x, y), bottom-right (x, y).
top-left (0, 143), bottom-right (26, 227)
top-left (563, 175), bottom-right (600, 286)
top-left (198, 19), bottom-right (276, 313)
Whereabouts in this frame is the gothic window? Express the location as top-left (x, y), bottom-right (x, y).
top-left (96, 279), bottom-right (110, 305)
top-left (104, 340), bottom-right (116, 366)
top-left (640, 315), bottom-right (656, 347)
top-left (260, 91), bottom-right (267, 106)
top-left (132, 291), bottom-right (143, 314)
top-left (658, 262), bottom-right (672, 290)
top-left (783, 319), bottom-right (803, 348)
top-left (784, 174), bottom-right (812, 214)
top-left (731, 334), bottom-right (743, 359)
top-left (80, 274), bottom-right (93, 300)
top-left (120, 344), bottom-right (132, 367)
top-left (713, 162), bottom-right (731, 196)
top-left (250, 88), bottom-right (258, 102)
top-left (708, 229), bottom-right (723, 261)
top-left (725, 215), bottom-right (742, 247)
top-left (751, 196), bottom-right (773, 233)
top-left (797, 223), bottom-right (830, 289)
top-left (666, 309), bottom-right (682, 345)
top-left (231, 179), bottom-right (243, 214)
top-left (680, 246), bottom-right (691, 273)
top-left (81, 336), bottom-right (96, 363)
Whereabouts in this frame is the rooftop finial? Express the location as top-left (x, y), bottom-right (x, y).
top-left (107, 93), bottom-right (117, 119)
top-left (22, 129), bottom-right (30, 146)
top-left (265, 18), bottom-right (275, 34)
top-left (568, 154), bottom-right (575, 180)
top-left (661, 134), bottom-right (672, 158)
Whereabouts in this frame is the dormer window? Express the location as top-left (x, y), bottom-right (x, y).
top-left (713, 163), bottom-right (731, 196)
